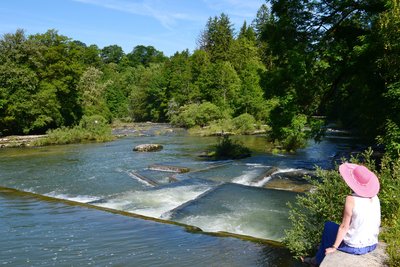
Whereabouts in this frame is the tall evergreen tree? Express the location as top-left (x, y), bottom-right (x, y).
top-left (198, 13), bottom-right (234, 62)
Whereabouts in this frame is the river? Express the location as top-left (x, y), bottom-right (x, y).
top-left (0, 125), bottom-right (361, 266)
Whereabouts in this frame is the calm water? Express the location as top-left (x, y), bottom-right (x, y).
top-left (0, 126), bottom-right (360, 266)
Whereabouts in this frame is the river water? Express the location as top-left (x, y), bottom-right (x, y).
top-left (0, 125), bottom-right (360, 266)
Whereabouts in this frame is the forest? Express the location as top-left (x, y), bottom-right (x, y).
top-left (0, 0), bottom-right (399, 154)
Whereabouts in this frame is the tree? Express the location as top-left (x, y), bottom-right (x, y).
top-left (126, 45), bottom-right (167, 67)
top-left (198, 61), bottom-right (240, 111)
top-left (164, 50), bottom-right (193, 106)
top-left (0, 30), bottom-right (64, 134)
top-left (78, 67), bottom-right (111, 121)
top-left (377, 0), bottom-right (400, 157)
top-left (100, 45), bottom-right (124, 64)
top-left (236, 61), bottom-right (266, 120)
top-left (198, 13), bottom-right (234, 62)
top-left (238, 21), bottom-right (256, 43)
top-left (29, 29), bottom-right (86, 127)
top-left (128, 64), bottom-right (167, 122)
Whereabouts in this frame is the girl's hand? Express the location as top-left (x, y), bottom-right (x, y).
top-left (325, 247), bottom-right (337, 254)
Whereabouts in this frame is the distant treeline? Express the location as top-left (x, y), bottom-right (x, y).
top-left (1, 0), bottom-right (399, 153)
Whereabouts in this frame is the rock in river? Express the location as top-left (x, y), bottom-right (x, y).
top-left (133, 144), bottom-right (163, 152)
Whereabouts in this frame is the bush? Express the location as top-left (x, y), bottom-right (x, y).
top-left (284, 149), bottom-right (400, 266)
top-left (211, 135), bottom-right (251, 160)
top-left (170, 102), bottom-right (224, 128)
top-left (280, 114), bottom-right (308, 151)
top-left (283, 167), bottom-right (349, 258)
top-left (232, 113), bottom-right (256, 134)
top-left (377, 120), bottom-right (400, 159)
top-left (34, 115), bottom-right (114, 145)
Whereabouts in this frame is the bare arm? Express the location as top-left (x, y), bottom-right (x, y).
top-left (325, 195), bottom-right (354, 254)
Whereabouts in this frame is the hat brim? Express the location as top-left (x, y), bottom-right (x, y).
top-left (339, 163), bottom-right (380, 198)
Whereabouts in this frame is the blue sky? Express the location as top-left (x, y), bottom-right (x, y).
top-left (0, 0), bottom-right (265, 56)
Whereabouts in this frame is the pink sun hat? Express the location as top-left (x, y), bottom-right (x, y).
top-left (339, 163), bottom-right (380, 198)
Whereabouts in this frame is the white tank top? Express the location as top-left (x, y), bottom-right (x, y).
top-left (343, 195), bottom-right (381, 248)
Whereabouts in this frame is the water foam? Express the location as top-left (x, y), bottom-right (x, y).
top-left (251, 168), bottom-right (303, 187)
top-left (96, 184), bottom-right (211, 218)
top-left (175, 212), bottom-right (282, 241)
top-left (232, 169), bottom-right (260, 186)
top-left (44, 192), bottom-right (101, 203)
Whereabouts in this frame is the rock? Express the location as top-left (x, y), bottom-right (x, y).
top-left (251, 167), bottom-right (278, 184)
top-left (133, 144), bottom-right (163, 152)
top-left (271, 170), bottom-right (316, 182)
top-left (264, 179), bottom-right (313, 193)
top-left (148, 164), bottom-right (190, 173)
top-left (321, 242), bottom-right (388, 267)
top-left (262, 169), bottom-right (316, 192)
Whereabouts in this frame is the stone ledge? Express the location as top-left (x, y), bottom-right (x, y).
top-left (321, 242), bottom-right (388, 267)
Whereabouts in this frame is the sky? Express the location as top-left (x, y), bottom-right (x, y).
top-left (0, 0), bottom-right (265, 56)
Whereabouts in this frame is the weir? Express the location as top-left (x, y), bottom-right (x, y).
top-left (0, 185), bottom-right (284, 247)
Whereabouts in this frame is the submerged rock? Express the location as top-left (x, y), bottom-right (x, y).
top-left (271, 170), bottom-right (316, 182)
top-left (148, 164), bottom-right (190, 173)
top-left (133, 144), bottom-right (163, 152)
top-left (264, 169), bottom-right (316, 193)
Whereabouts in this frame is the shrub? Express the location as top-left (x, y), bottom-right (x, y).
top-left (283, 167), bottom-right (349, 258)
top-left (377, 120), bottom-right (400, 159)
top-left (232, 113), bottom-right (256, 134)
top-left (280, 114), bottom-right (308, 151)
top-left (170, 102), bottom-right (224, 128)
top-left (212, 135), bottom-right (251, 160)
top-left (34, 115), bottom-right (114, 145)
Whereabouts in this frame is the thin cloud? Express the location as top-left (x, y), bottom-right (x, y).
top-left (73, 0), bottom-right (204, 30)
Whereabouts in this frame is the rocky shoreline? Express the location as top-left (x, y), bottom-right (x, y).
top-left (0, 135), bottom-right (47, 148)
top-left (0, 123), bottom-right (175, 148)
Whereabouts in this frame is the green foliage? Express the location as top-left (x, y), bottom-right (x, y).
top-left (188, 113), bottom-right (268, 136)
top-left (78, 67), bottom-right (112, 120)
top-left (232, 113), bottom-right (256, 134)
top-left (381, 209), bottom-right (400, 266)
top-left (0, 29), bottom-right (120, 135)
top-left (284, 149), bottom-right (400, 265)
top-left (128, 63), bottom-right (167, 122)
top-left (284, 167), bottom-right (349, 259)
top-left (280, 114), bottom-right (308, 151)
top-left (377, 120), bottom-right (400, 159)
top-left (198, 13), bottom-right (234, 62)
top-left (100, 45), bottom-right (124, 64)
top-left (211, 135), bottom-right (251, 160)
top-left (170, 102), bottom-right (224, 128)
top-left (125, 45), bottom-right (167, 67)
top-left (198, 61), bottom-right (240, 110)
top-left (34, 115), bottom-right (113, 145)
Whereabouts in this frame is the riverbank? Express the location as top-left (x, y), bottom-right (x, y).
top-left (0, 135), bottom-right (47, 148)
top-left (0, 123), bottom-right (171, 148)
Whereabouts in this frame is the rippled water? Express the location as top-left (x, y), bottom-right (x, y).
top-left (0, 191), bottom-right (296, 266)
top-left (0, 126), bottom-right (360, 266)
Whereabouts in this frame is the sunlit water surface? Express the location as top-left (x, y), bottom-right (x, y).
top-left (0, 127), bottom-right (360, 266)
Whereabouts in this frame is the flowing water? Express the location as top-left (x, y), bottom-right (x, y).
top-left (0, 125), bottom-right (361, 266)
